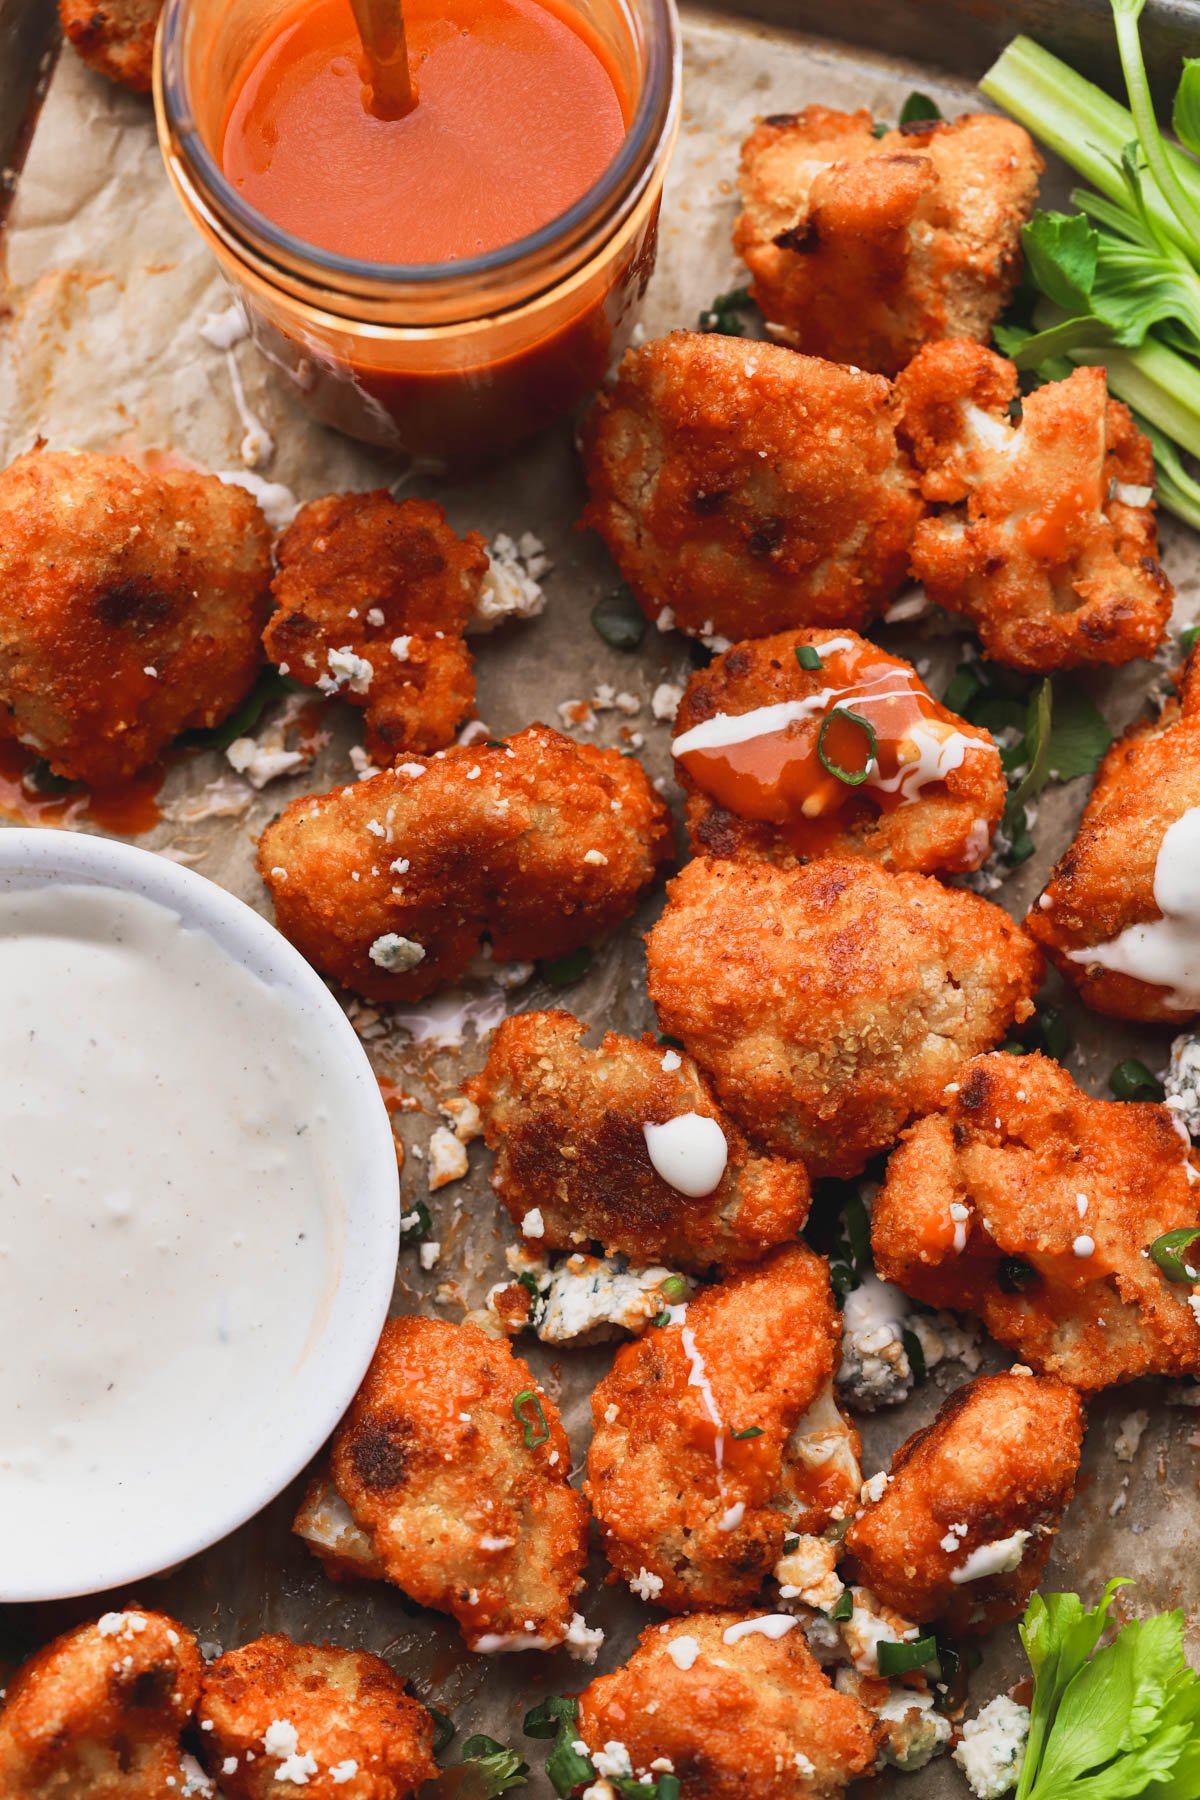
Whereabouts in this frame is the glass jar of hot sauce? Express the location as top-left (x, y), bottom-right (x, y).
top-left (153, 0), bottom-right (681, 463)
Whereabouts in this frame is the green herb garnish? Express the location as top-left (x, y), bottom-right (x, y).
top-left (1108, 1057), bottom-right (1165, 1102)
top-left (457, 1735), bottom-right (529, 1797)
top-left (512, 1389), bottom-right (550, 1449)
top-left (429, 1707), bottom-right (456, 1756)
top-left (795, 644), bottom-right (824, 671)
top-left (730, 1425), bottom-right (764, 1440)
top-left (399, 1201), bottom-right (432, 1245)
top-left (817, 706), bottom-right (876, 786)
top-left (877, 1635), bottom-right (938, 1677)
top-left (901, 1327), bottom-right (926, 1383)
top-left (698, 285), bottom-right (756, 336)
top-left (528, 1697), bottom-right (596, 1798)
top-left (1149, 1226), bottom-right (1200, 1282)
top-left (523, 1696), bottom-right (579, 1740)
top-left (660, 1274), bottom-right (689, 1303)
top-left (540, 946), bottom-right (592, 989)
top-left (591, 590), bottom-right (647, 651)
top-left (899, 91), bottom-right (942, 125)
top-left (827, 1589), bottom-right (854, 1622)
top-left (783, 1533), bottom-right (801, 1554)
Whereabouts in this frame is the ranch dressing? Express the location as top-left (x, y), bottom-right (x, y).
top-left (1067, 807), bottom-right (1200, 1008)
top-left (0, 884), bottom-right (340, 1564)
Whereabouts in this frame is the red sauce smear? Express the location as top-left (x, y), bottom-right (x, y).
top-left (0, 742), bottom-right (165, 836)
top-left (676, 638), bottom-right (984, 859)
top-left (220, 0), bottom-right (629, 264)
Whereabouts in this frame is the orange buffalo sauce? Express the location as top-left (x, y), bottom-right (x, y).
top-left (0, 742), bottom-right (166, 836)
top-left (220, 0), bottom-right (629, 264)
top-left (673, 637), bottom-right (987, 858)
top-left (1022, 477), bottom-right (1104, 562)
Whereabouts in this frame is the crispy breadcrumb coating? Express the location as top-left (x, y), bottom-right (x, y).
top-left (576, 1611), bottom-right (884, 1798)
top-left (59, 0), bottom-right (161, 91)
top-left (1025, 654), bottom-right (1200, 1021)
top-left (466, 1009), bottom-right (810, 1270)
top-left (645, 856), bottom-right (1042, 1178)
top-left (264, 493), bottom-right (488, 761)
top-left (672, 628), bottom-right (1003, 873)
top-left (897, 340), bottom-right (1171, 671)
top-left (844, 1371), bottom-right (1083, 1635)
top-left (198, 1636), bottom-right (436, 1800)
top-left (0, 1609), bottom-right (201, 1799)
top-left (0, 449), bottom-right (271, 786)
top-left (258, 724), bottom-right (672, 1002)
top-left (586, 1244), bottom-right (854, 1609)
top-left (873, 1052), bottom-right (1200, 1389)
top-left (580, 332), bottom-right (922, 641)
top-left (734, 108), bottom-right (1041, 375)
top-left (297, 1316), bottom-right (590, 1652)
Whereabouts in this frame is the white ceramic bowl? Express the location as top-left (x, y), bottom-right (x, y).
top-left (0, 828), bottom-right (399, 1601)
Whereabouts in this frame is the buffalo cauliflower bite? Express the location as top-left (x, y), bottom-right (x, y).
top-left (872, 1052), bottom-right (1200, 1389)
top-left (575, 1612), bottom-right (884, 1798)
top-left (258, 724), bottom-right (672, 1002)
top-left (1025, 653), bottom-right (1200, 1021)
top-left (580, 332), bottom-right (922, 641)
top-left (734, 109), bottom-right (1041, 376)
top-left (0, 1609), bottom-right (202, 1799)
top-left (645, 856), bottom-right (1042, 1178)
top-left (263, 493), bottom-right (488, 761)
top-left (0, 449), bottom-right (271, 786)
top-left (843, 1370), bottom-right (1083, 1636)
top-left (59, 0), bottom-right (161, 90)
top-left (295, 1316), bottom-right (591, 1653)
top-left (672, 628), bottom-right (1003, 873)
top-left (897, 339), bottom-right (1171, 671)
top-left (585, 1243), bottom-right (857, 1610)
top-left (197, 1636), bottom-right (436, 1800)
top-left (466, 1009), bottom-right (810, 1271)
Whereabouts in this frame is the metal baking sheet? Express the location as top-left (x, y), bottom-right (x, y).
top-left (2, 5), bottom-right (1199, 1792)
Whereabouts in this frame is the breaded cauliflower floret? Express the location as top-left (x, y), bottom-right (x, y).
top-left (1025, 652), bottom-right (1200, 1020)
top-left (60, 0), bottom-right (161, 91)
top-left (264, 493), bottom-right (488, 762)
top-left (586, 1244), bottom-right (855, 1610)
top-left (466, 1009), bottom-right (810, 1270)
top-left (0, 1609), bottom-right (202, 1798)
top-left (0, 449), bottom-right (271, 786)
top-left (672, 628), bottom-right (1003, 873)
top-left (198, 1636), bottom-right (436, 1800)
top-left (872, 1051), bottom-right (1200, 1389)
top-left (897, 340), bottom-right (1171, 671)
top-left (581, 332), bottom-right (922, 641)
top-left (734, 108), bottom-right (1041, 375)
top-left (645, 856), bottom-right (1042, 1177)
top-left (844, 1371), bottom-right (1083, 1635)
top-left (295, 1316), bottom-right (590, 1653)
top-left (576, 1612), bottom-right (884, 1798)
top-left (258, 724), bottom-right (672, 1002)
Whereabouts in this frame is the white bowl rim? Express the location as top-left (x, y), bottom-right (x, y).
top-left (0, 827), bottom-right (399, 1603)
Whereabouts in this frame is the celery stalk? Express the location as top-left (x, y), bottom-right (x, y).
top-left (1072, 338), bottom-right (1200, 459)
top-left (980, 35), bottom-right (1200, 262)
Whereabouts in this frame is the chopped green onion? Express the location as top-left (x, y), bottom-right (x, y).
top-left (1108, 1057), bottom-right (1165, 1102)
top-left (877, 1635), bottom-right (938, 1677)
top-left (783, 1533), bottom-right (801, 1554)
top-left (546, 1725), bottom-right (595, 1797)
top-left (1149, 1226), bottom-right (1200, 1282)
top-left (660, 1274), bottom-right (689, 1302)
top-left (651, 1310), bottom-right (671, 1328)
top-left (901, 1327), bottom-right (926, 1383)
top-left (591, 590), bottom-right (647, 651)
top-left (429, 1707), bottom-right (456, 1755)
top-left (1182, 624), bottom-right (1200, 655)
top-left (1029, 1005), bottom-right (1071, 1063)
top-left (399, 1201), bottom-right (432, 1245)
top-left (698, 285), bottom-right (755, 336)
top-left (795, 644), bottom-right (824, 671)
top-left (523, 1696), bottom-right (578, 1740)
top-left (512, 1389), bottom-right (550, 1449)
top-left (899, 91), bottom-right (942, 125)
top-left (540, 946), bottom-right (592, 989)
top-left (731, 1425), bottom-right (764, 1440)
top-left (827, 1590), bottom-right (854, 1622)
top-left (817, 706), bottom-right (877, 786)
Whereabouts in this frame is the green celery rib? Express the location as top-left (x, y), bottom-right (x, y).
top-left (980, 35), bottom-right (1200, 262)
top-left (1137, 414), bottom-right (1200, 528)
top-left (1070, 337), bottom-right (1200, 459)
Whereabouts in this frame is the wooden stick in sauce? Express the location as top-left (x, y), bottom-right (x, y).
top-left (349, 0), bottom-right (417, 117)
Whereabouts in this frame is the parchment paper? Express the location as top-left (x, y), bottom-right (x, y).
top-left (2, 11), bottom-right (1199, 1792)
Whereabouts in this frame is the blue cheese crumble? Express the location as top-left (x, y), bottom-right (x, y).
top-left (953, 1694), bottom-right (1030, 1798)
top-left (1165, 1032), bottom-right (1200, 1138)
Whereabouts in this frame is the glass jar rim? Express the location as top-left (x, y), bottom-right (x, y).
top-left (156, 0), bottom-right (681, 299)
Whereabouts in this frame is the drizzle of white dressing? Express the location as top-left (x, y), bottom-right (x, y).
top-left (470, 1631), bottom-right (560, 1654)
top-left (198, 300), bottom-right (250, 351)
top-left (717, 1501), bottom-right (746, 1532)
top-left (680, 1324), bottom-right (726, 1469)
top-left (672, 695), bottom-right (830, 758)
top-left (722, 1614), bottom-right (799, 1646)
top-left (391, 987), bottom-right (508, 1048)
top-left (0, 885), bottom-right (339, 1564)
top-left (1067, 807), bottom-right (1200, 1009)
top-left (216, 470), bottom-right (300, 533)
top-left (643, 1114), bottom-right (728, 1197)
top-left (949, 1530), bottom-right (1030, 1584)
